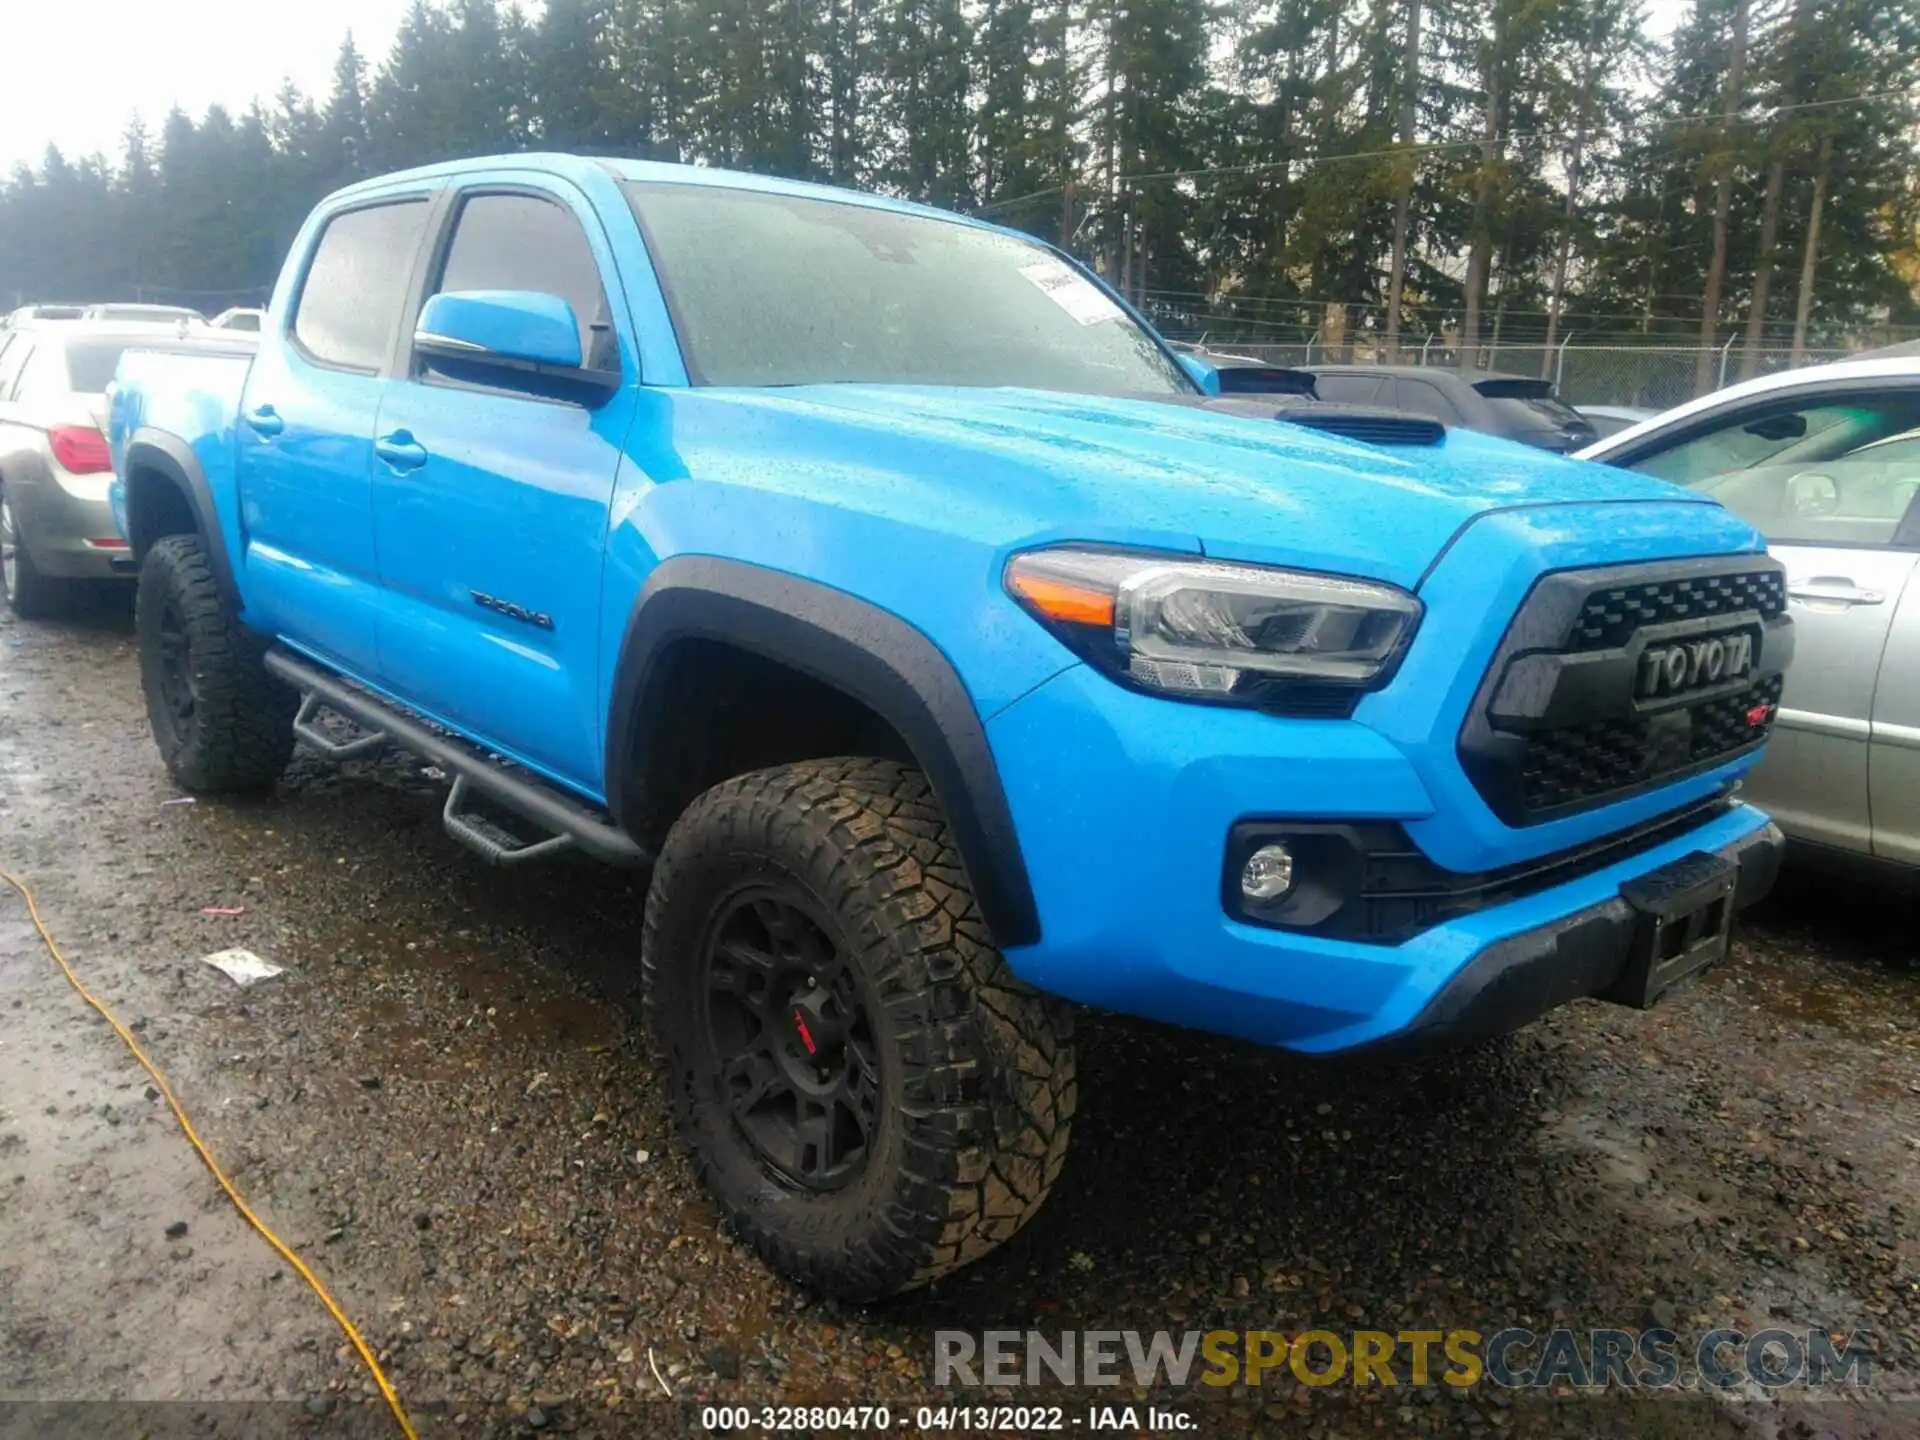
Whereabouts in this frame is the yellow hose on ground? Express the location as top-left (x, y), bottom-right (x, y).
top-left (1, 866), bottom-right (418, 1440)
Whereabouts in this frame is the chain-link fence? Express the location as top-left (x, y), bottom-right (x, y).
top-left (1169, 335), bottom-right (1860, 411)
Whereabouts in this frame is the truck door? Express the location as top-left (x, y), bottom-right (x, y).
top-left (236, 195), bottom-right (434, 675)
top-left (368, 178), bottom-right (636, 793)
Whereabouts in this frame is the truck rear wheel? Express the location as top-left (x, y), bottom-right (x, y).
top-left (643, 757), bottom-right (1076, 1299)
top-left (135, 533), bottom-right (296, 793)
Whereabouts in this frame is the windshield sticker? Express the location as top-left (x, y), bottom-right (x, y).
top-left (1020, 261), bottom-right (1126, 326)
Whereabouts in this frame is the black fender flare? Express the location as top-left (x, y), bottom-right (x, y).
top-left (606, 556), bottom-right (1041, 949)
top-left (120, 428), bottom-right (240, 609)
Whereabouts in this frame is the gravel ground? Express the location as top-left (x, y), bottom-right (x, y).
top-left (1, 597), bottom-right (1916, 1440)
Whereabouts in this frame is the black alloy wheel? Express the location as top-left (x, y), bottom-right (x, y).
top-left (151, 593), bottom-right (198, 748)
top-left (702, 884), bottom-right (881, 1190)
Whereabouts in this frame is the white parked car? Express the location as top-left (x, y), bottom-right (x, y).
top-left (1579, 356), bottom-right (1920, 876)
top-left (78, 303), bottom-right (205, 327)
top-left (210, 307), bottom-right (265, 332)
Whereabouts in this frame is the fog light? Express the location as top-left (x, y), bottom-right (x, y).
top-left (1240, 843), bottom-right (1296, 903)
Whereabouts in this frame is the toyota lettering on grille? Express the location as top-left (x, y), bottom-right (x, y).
top-left (1637, 632), bottom-right (1753, 700)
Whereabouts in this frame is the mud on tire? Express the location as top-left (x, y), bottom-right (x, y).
top-left (643, 757), bottom-right (1077, 1299)
top-left (135, 533), bottom-right (296, 793)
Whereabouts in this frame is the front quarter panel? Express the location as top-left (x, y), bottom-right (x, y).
top-left (596, 388), bottom-right (1177, 738)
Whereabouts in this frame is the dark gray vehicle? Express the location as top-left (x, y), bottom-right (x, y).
top-left (1171, 350), bottom-right (1448, 447)
top-left (1299, 364), bottom-right (1598, 452)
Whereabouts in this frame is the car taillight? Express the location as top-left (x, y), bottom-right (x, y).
top-left (48, 425), bottom-right (112, 475)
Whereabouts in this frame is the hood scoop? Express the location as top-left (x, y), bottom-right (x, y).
top-left (1199, 396), bottom-right (1445, 448)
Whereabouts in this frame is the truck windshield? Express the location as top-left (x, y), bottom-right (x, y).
top-left (624, 181), bottom-right (1191, 396)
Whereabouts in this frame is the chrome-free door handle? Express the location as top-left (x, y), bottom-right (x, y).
top-left (243, 404), bottom-right (284, 437)
top-left (374, 430), bottom-right (428, 471)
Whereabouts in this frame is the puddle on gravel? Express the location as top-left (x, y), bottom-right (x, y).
top-left (1728, 948), bottom-right (1920, 1043)
top-left (297, 919), bottom-right (631, 1058)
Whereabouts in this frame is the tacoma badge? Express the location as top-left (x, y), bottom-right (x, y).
top-left (470, 590), bottom-right (555, 631)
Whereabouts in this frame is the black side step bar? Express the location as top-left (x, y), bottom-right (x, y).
top-left (265, 649), bottom-right (647, 868)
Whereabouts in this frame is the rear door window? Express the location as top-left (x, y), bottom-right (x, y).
top-left (292, 199), bottom-right (432, 372)
top-left (1393, 378), bottom-right (1462, 423)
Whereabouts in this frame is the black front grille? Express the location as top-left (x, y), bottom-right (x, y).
top-left (1517, 674), bottom-right (1784, 815)
top-left (1569, 569), bottom-right (1786, 649)
top-left (1459, 557), bottom-right (1794, 826)
top-left (1693, 673), bottom-right (1787, 760)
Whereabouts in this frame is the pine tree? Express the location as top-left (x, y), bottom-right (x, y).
top-left (869, 0), bottom-right (974, 206)
top-left (0, 1), bottom-right (1915, 343)
top-left (321, 34), bottom-right (372, 189)
top-left (530, 0), bottom-right (619, 150)
top-left (369, 0), bottom-right (457, 170)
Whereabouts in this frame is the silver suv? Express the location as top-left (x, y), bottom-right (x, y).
top-left (0, 325), bottom-right (153, 615)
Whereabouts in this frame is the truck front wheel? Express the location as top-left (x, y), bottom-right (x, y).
top-left (643, 757), bottom-right (1076, 1299)
top-left (135, 533), bottom-right (296, 793)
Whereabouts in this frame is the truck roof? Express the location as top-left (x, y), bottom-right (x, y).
top-left (325, 152), bottom-right (1012, 238)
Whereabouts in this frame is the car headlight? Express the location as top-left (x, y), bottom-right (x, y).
top-left (1004, 546), bottom-right (1421, 707)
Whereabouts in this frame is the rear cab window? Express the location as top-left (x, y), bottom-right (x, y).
top-left (292, 199), bottom-right (432, 371)
top-left (62, 342), bottom-right (136, 395)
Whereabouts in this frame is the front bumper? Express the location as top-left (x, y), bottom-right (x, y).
top-left (8, 472), bottom-right (132, 580)
top-left (1346, 818), bottom-right (1781, 1055)
top-left (986, 662), bottom-right (1780, 1055)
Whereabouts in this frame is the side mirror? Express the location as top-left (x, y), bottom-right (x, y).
top-left (417, 290), bottom-right (582, 368)
top-left (414, 290), bottom-right (618, 402)
top-left (1745, 412), bottom-right (1808, 443)
top-left (1177, 352), bottom-right (1222, 397)
top-left (1785, 471), bottom-right (1840, 517)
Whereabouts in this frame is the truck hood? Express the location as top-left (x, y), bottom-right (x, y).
top-left (710, 384), bottom-right (1726, 589)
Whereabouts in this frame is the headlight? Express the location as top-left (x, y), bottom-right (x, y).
top-left (1004, 546), bottom-right (1421, 708)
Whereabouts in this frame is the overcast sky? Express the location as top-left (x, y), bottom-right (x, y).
top-left (1, 0), bottom-right (418, 174)
top-left (4, 0), bottom-right (1696, 177)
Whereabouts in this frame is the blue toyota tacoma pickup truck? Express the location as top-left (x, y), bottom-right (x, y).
top-left (109, 154), bottom-right (1790, 1298)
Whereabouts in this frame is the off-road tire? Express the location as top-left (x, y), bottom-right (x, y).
top-left (136, 533), bottom-right (296, 793)
top-left (0, 485), bottom-right (68, 619)
top-left (643, 757), bottom-right (1077, 1299)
